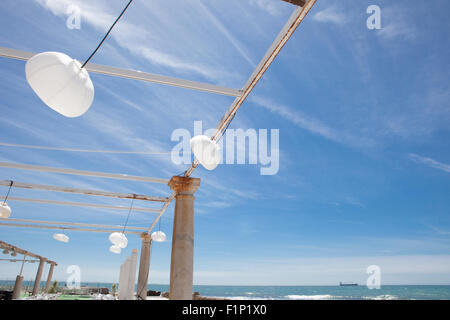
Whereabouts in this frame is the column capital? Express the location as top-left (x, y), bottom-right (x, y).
top-left (140, 232), bottom-right (152, 243)
top-left (169, 176), bottom-right (200, 195)
top-left (39, 257), bottom-right (47, 263)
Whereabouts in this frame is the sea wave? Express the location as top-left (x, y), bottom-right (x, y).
top-left (285, 294), bottom-right (335, 300)
top-left (235, 296), bottom-right (275, 300)
top-left (364, 295), bottom-right (398, 300)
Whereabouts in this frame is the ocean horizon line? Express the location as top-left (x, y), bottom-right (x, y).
top-left (2, 280), bottom-right (450, 287)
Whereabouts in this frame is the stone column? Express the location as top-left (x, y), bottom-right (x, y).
top-left (168, 176), bottom-right (200, 300)
top-left (12, 275), bottom-right (24, 299)
top-left (127, 249), bottom-right (139, 300)
top-left (118, 257), bottom-right (130, 300)
top-left (32, 258), bottom-right (46, 296)
top-left (44, 262), bottom-right (56, 293)
top-left (137, 233), bottom-right (152, 300)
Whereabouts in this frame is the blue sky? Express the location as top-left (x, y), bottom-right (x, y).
top-left (0, 0), bottom-right (449, 286)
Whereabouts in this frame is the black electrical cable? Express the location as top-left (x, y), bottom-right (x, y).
top-left (81, 0), bottom-right (134, 69)
top-left (2, 180), bottom-right (13, 205)
top-left (122, 199), bottom-right (134, 233)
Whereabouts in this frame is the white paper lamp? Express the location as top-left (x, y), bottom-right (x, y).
top-left (53, 233), bottom-right (69, 243)
top-left (151, 231), bottom-right (167, 242)
top-left (0, 203), bottom-right (11, 218)
top-left (25, 51), bottom-right (94, 118)
top-left (108, 232), bottom-right (128, 249)
top-left (190, 135), bottom-right (220, 170)
top-left (109, 245), bottom-right (121, 254)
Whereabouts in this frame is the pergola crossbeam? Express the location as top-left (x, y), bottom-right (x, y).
top-left (1, 217), bottom-right (148, 231)
top-left (0, 240), bottom-right (56, 264)
top-left (0, 46), bottom-right (242, 97)
top-left (0, 258), bottom-right (40, 263)
top-left (0, 161), bottom-right (169, 184)
top-left (0, 180), bottom-right (169, 202)
top-left (6, 196), bottom-right (161, 213)
top-left (147, 0), bottom-right (317, 232)
top-left (0, 222), bottom-right (141, 235)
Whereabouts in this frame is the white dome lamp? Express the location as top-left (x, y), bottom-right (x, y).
top-left (108, 198), bottom-right (134, 249)
top-left (53, 230), bottom-right (70, 243)
top-left (0, 203), bottom-right (11, 219)
top-left (151, 216), bottom-right (167, 242)
top-left (0, 181), bottom-right (13, 219)
top-left (190, 135), bottom-right (221, 171)
top-left (24, 0), bottom-right (135, 118)
top-left (109, 245), bottom-right (121, 254)
top-left (25, 52), bottom-right (94, 118)
top-left (109, 232), bottom-right (128, 249)
top-left (151, 231), bottom-right (166, 242)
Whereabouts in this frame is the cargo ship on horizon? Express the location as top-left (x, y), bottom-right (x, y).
top-left (339, 282), bottom-right (358, 287)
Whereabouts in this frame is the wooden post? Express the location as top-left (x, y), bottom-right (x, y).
top-left (32, 258), bottom-right (46, 296)
top-left (44, 262), bottom-right (56, 293)
top-left (137, 233), bottom-right (152, 300)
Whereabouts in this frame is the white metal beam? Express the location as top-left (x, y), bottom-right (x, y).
top-left (0, 222), bottom-right (142, 235)
top-left (0, 180), bottom-right (169, 202)
top-left (185, 1), bottom-right (316, 177)
top-left (147, 0), bottom-right (317, 232)
top-left (0, 161), bottom-right (169, 184)
top-left (6, 196), bottom-right (161, 213)
top-left (1, 217), bottom-right (148, 231)
top-left (0, 258), bottom-right (40, 263)
top-left (0, 46), bottom-right (242, 97)
top-left (0, 240), bottom-right (57, 264)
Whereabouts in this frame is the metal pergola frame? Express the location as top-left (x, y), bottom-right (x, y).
top-left (0, 1), bottom-right (317, 239)
top-left (0, 240), bottom-right (57, 265)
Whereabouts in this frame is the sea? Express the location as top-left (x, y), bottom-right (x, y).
top-left (1, 281), bottom-right (450, 300)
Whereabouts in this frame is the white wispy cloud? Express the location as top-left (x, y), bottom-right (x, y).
top-left (312, 6), bottom-right (347, 25)
top-left (409, 153), bottom-right (450, 174)
top-left (248, 0), bottom-right (283, 16)
top-left (377, 5), bottom-right (417, 41)
top-left (196, 0), bottom-right (256, 68)
top-left (378, 22), bottom-right (416, 41)
top-left (426, 225), bottom-right (450, 236)
top-left (191, 254), bottom-right (450, 285)
top-left (251, 95), bottom-right (377, 149)
top-left (33, 0), bottom-right (233, 81)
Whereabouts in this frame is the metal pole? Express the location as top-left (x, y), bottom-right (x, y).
top-left (0, 47), bottom-right (242, 97)
top-left (0, 161), bottom-right (169, 184)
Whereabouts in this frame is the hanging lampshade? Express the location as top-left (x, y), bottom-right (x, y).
top-left (53, 233), bottom-right (69, 243)
top-left (25, 51), bottom-right (94, 118)
top-left (109, 245), bottom-right (121, 254)
top-left (151, 231), bottom-right (167, 242)
top-left (108, 232), bottom-right (128, 249)
top-left (190, 135), bottom-right (220, 170)
top-left (0, 203), bottom-right (11, 218)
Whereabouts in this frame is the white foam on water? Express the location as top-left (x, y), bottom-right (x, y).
top-left (285, 294), bottom-right (335, 300)
top-left (225, 296), bottom-right (275, 300)
top-left (365, 294), bottom-right (398, 300)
